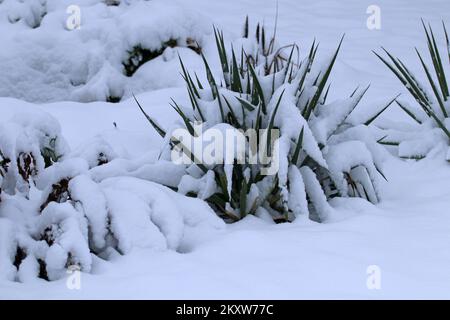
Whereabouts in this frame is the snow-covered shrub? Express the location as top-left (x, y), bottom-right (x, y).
top-left (0, 0), bottom-right (209, 102)
top-left (30, 170), bottom-right (223, 280)
top-left (0, 111), bottom-right (68, 198)
top-left (0, 109), bottom-right (223, 282)
top-left (375, 21), bottom-right (450, 160)
top-left (138, 22), bottom-right (388, 223)
top-left (1, 159), bottom-right (223, 281)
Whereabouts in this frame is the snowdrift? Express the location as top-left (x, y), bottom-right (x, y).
top-left (0, 109), bottom-right (224, 282)
top-left (0, 0), bottom-right (209, 102)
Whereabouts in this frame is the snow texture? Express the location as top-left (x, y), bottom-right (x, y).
top-left (1, 0), bottom-right (450, 300)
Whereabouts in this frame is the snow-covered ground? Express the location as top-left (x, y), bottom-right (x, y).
top-left (3, 157), bottom-right (450, 299)
top-left (1, 0), bottom-right (450, 299)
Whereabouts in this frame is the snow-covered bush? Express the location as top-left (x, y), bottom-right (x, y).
top-left (375, 21), bottom-right (450, 160)
top-left (0, 0), bottom-right (209, 102)
top-left (0, 109), bottom-right (223, 282)
top-left (0, 110), bottom-right (68, 198)
top-left (32, 167), bottom-right (221, 280)
top-left (138, 22), bottom-right (388, 223)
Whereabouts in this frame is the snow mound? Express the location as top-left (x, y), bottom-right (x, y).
top-left (0, 0), bottom-right (210, 103)
top-left (0, 109), bottom-right (69, 197)
top-left (0, 218), bottom-right (17, 281)
top-left (0, 107), bottom-right (224, 282)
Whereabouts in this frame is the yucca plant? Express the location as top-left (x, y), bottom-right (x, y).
top-left (374, 21), bottom-right (450, 160)
top-left (137, 20), bottom-right (388, 223)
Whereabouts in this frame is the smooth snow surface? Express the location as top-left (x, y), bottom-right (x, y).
top-left (1, 0), bottom-right (450, 299)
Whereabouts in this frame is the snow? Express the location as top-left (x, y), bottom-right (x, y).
top-left (0, 109), bottom-right (69, 196)
top-left (4, 157), bottom-right (450, 298)
top-left (0, 0), bottom-right (210, 103)
top-left (37, 202), bottom-right (92, 280)
top-left (299, 165), bottom-right (333, 222)
top-left (178, 170), bottom-right (217, 200)
top-left (310, 87), bottom-right (368, 144)
top-left (1, 0), bottom-right (450, 299)
top-left (287, 165), bottom-right (308, 218)
top-left (69, 175), bottom-right (109, 250)
top-left (37, 157), bottom-right (89, 191)
top-left (0, 218), bottom-right (17, 281)
top-left (324, 140), bottom-right (382, 202)
top-left (274, 85), bottom-right (328, 168)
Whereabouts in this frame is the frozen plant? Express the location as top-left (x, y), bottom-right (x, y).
top-left (0, 109), bottom-right (223, 282)
top-left (0, 0), bottom-right (210, 103)
top-left (0, 110), bottom-right (68, 198)
top-left (374, 21), bottom-right (450, 160)
top-left (138, 20), bottom-right (389, 223)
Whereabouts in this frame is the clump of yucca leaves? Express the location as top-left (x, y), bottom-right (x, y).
top-left (137, 19), bottom-right (386, 223)
top-left (374, 21), bottom-right (450, 160)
